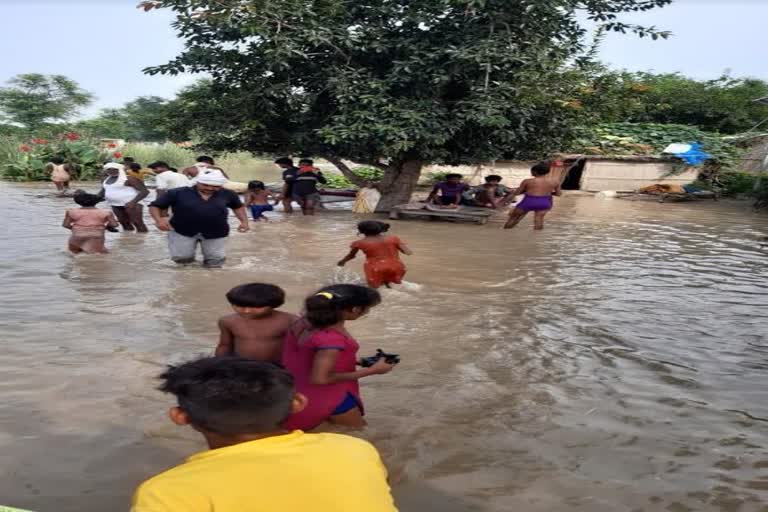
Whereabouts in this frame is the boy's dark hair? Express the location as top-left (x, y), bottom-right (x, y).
top-left (197, 155), bottom-right (215, 165)
top-left (148, 161), bottom-right (169, 170)
top-left (298, 158), bottom-right (314, 166)
top-left (274, 157), bottom-right (293, 166)
top-left (159, 357), bottom-right (295, 435)
top-left (358, 220), bottom-right (390, 236)
top-left (531, 162), bottom-right (550, 176)
top-left (248, 180), bottom-right (266, 190)
top-left (128, 162), bottom-right (142, 171)
top-left (485, 175), bottom-right (502, 183)
top-left (50, 156), bottom-right (64, 165)
top-left (445, 173), bottom-right (463, 180)
top-left (122, 157), bottom-right (135, 163)
top-left (73, 190), bottom-right (102, 207)
top-left (226, 283), bottom-right (285, 308)
top-left (305, 284), bottom-right (381, 328)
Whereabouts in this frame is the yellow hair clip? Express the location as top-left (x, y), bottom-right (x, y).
top-left (315, 292), bottom-right (334, 299)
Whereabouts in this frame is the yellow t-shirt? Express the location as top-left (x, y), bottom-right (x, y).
top-left (131, 431), bottom-right (398, 512)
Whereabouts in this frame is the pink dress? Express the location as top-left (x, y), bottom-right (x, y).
top-left (281, 320), bottom-right (363, 431)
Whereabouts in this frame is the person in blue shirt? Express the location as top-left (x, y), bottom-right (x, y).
top-left (149, 169), bottom-right (249, 268)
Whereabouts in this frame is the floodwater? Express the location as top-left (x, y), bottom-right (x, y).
top-left (1, 177), bottom-right (767, 512)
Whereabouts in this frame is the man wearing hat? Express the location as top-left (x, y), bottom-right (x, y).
top-left (149, 169), bottom-right (249, 268)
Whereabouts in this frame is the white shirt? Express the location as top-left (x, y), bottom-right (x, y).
top-left (103, 173), bottom-right (139, 206)
top-left (155, 171), bottom-right (190, 190)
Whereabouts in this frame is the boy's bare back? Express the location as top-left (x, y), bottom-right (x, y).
top-left (216, 311), bottom-right (296, 362)
top-left (520, 176), bottom-right (561, 196)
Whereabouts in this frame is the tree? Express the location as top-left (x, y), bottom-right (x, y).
top-left (77, 96), bottom-right (172, 141)
top-left (0, 74), bottom-right (93, 130)
top-left (623, 73), bottom-right (768, 134)
top-left (144, 0), bottom-right (671, 209)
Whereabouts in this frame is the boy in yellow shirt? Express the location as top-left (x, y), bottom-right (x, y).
top-left (131, 357), bottom-right (397, 512)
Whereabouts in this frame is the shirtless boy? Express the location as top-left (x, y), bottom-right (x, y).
top-left (216, 283), bottom-right (296, 363)
top-left (502, 162), bottom-right (562, 230)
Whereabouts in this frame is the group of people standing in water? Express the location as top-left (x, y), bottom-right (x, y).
top-left (50, 154), bottom-right (564, 511)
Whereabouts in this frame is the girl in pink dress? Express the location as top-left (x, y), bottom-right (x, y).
top-left (62, 191), bottom-right (119, 254)
top-left (281, 284), bottom-right (396, 430)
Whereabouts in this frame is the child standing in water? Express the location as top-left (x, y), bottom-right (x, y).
top-left (216, 283), bottom-right (296, 363)
top-left (62, 191), bottom-right (119, 254)
top-left (338, 221), bottom-right (412, 289)
top-left (281, 284), bottom-right (396, 430)
top-left (503, 162), bottom-right (562, 230)
top-left (244, 181), bottom-right (275, 221)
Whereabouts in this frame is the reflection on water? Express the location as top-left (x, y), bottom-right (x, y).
top-left (1, 181), bottom-right (767, 512)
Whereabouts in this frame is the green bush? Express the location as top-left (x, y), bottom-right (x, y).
top-left (719, 172), bottom-right (757, 196)
top-left (572, 123), bottom-right (744, 170)
top-left (0, 132), bottom-right (108, 181)
top-left (321, 167), bottom-right (384, 189)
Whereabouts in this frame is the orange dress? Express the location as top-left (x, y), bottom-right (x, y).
top-left (351, 236), bottom-right (406, 288)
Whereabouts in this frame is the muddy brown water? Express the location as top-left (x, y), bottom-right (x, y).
top-left (1, 178), bottom-right (767, 512)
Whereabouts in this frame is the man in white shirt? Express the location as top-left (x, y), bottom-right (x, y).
top-left (149, 161), bottom-right (191, 197)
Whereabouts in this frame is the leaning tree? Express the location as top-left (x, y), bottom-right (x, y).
top-left (143, 0), bottom-right (671, 210)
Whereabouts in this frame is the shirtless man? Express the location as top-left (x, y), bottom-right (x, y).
top-left (501, 162), bottom-right (562, 230)
top-left (215, 283), bottom-right (296, 363)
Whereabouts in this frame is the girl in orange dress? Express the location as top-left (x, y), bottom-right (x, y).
top-left (337, 221), bottom-right (413, 288)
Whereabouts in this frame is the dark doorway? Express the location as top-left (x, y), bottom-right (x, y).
top-left (561, 159), bottom-right (585, 190)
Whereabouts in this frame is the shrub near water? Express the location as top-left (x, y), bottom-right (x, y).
top-left (0, 132), bottom-right (110, 181)
top-left (321, 167), bottom-right (384, 189)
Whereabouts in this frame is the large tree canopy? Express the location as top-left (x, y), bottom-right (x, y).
top-left (0, 74), bottom-right (93, 130)
top-left (145, 0), bottom-right (671, 208)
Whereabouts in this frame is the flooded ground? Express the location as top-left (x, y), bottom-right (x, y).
top-left (1, 179), bottom-right (767, 512)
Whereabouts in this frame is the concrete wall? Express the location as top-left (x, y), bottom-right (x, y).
top-left (348, 159), bottom-right (699, 192)
top-left (422, 162), bottom-right (533, 186)
top-left (580, 160), bottom-right (698, 192)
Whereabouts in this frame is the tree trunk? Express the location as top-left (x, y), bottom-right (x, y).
top-left (375, 160), bottom-right (423, 212)
top-left (324, 155), bottom-right (424, 212)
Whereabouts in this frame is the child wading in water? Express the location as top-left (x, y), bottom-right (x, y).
top-left (131, 357), bottom-right (397, 512)
top-left (216, 283), bottom-right (296, 363)
top-left (338, 221), bottom-right (412, 289)
top-left (281, 284), bottom-right (396, 430)
top-left (503, 162), bottom-right (562, 230)
top-left (62, 191), bottom-right (119, 254)
top-left (244, 181), bottom-right (275, 222)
